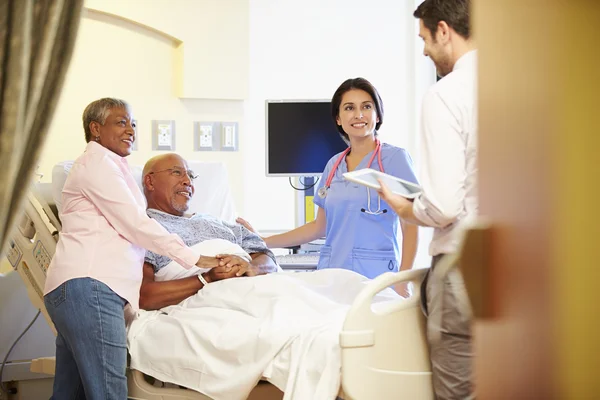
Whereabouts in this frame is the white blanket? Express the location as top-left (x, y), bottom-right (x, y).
top-left (128, 240), bottom-right (400, 400)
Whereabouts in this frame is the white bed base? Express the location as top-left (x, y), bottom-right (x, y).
top-left (7, 184), bottom-right (433, 399)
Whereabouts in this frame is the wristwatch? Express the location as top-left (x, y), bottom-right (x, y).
top-left (197, 273), bottom-right (209, 287)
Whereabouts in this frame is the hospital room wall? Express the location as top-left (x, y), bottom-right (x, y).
top-left (36, 1), bottom-right (249, 214)
top-left (243, 0), bottom-right (436, 268)
top-left (36, 0), bottom-right (436, 269)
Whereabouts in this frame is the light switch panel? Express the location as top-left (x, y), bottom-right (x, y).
top-left (152, 120), bottom-right (176, 150)
top-left (220, 122), bottom-right (238, 151)
top-left (194, 121), bottom-right (218, 151)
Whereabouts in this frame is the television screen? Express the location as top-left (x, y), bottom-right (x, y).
top-left (266, 100), bottom-right (348, 177)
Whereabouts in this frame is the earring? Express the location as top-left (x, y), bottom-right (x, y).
top-left (95, 136), bottom-right (100, 142)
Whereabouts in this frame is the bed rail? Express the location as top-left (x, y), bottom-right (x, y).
top-left (340, 268), bottom-right (434, 400)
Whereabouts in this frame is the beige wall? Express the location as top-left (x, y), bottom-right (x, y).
top-left (38, 6), bottom-right (248, 213)
top-left (38, 0), bottom-right (436, 268)
top-left (85, 0), bottom-right (249, 99)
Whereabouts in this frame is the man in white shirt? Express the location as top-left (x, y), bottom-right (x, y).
top-left (378, 0), bottom-right (477, 398)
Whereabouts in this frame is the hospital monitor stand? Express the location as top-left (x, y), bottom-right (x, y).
top-left (294, 176), bottom-right (318, 228)
top-left (293, 177), bottom-right (324, 254)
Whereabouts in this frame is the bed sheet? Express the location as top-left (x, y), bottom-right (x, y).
top-left (128, 254), bottom-right (399, 400)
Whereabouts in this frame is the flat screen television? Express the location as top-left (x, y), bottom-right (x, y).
top-left (265, 100), bottom-right (348, 177)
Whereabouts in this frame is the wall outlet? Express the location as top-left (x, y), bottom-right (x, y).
top-left (194, 121), bottom-right (218, 151)
top-left (200, 126), bottom-right (212, 147)
top-left (152, 120), bottom-right (176, 150)
top-left (220, 122), bottom-right (238, 151)
top-left (158, 126), bottom-right (171, 146)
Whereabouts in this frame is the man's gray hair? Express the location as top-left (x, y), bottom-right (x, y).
top-left (82, 98), bottom-right (130, 142)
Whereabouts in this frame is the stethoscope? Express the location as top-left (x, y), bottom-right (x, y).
top-left (317, 139), bottom-right (388, 215)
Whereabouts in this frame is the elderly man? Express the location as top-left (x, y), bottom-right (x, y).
top-left (138, 153), bottom-right (279, 310)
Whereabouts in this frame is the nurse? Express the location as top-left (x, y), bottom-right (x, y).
top-left (239, 78), bottom-right (418, 290)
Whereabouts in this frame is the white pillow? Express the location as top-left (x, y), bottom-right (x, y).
top-left (154, 239), bottom-right (251, 282)
top-left (51, 160), bottom-right (237, 222)
top-left (51, 161), bottom-right (73, 216)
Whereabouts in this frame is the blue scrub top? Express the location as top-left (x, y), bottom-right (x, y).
top-left (313, 143), bottom-right (418, 279)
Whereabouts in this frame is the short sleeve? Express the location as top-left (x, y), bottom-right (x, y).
top-left (145, 250), bottom-right (158, 273)
top-left (386, 148), bottom-right (419, 184)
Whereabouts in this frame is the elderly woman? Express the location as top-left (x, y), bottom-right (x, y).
top-left (43, 98), bottom-right (234, 399)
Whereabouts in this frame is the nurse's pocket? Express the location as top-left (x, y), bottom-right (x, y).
top-left (317, 245), bottom-right (332, 269)
top-left (352, 248), bottom-right (398, 279)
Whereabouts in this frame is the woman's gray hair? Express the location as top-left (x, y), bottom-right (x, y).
top-left (82, 98), bottom-right (130, 142)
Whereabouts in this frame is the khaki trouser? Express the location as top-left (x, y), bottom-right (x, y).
top-left (421, 254), bottom-right (474, 400)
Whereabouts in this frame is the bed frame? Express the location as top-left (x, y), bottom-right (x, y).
top-left (3, 170), bottom-right (433, 399)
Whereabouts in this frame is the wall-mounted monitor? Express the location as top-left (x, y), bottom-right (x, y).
top-left (265, 100), bottom-right (348, 177)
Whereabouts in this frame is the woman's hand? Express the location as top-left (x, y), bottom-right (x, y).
top-left (216, 254), bottom-right (251, 277)
top-left (236, 217), bottom-right (258, 234)
top-left (196, 255), bottom-right (220, 269)
top-left (393, 281), bottom-right (412, 298)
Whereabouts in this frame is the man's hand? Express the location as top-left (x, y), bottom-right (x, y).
top-left (246, 253), bottom-right (278, 276)
top-left (236, 217), bottom-right (258, 234)
top-left (205, 265), bottom-right (242, 283)
top-left (244, 265), bottom-right (260, 277)
top-left (378, 179), bottom-right (426, 226)
top-left (377, 179), bottom-right (413, 217)
top-left (216, 254), bottom-right (250, 277)
top-left (196, 255), bottom-right (220, 269)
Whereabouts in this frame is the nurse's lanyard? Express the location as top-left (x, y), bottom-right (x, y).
top-left (317, 139), bottom-right (387, 215)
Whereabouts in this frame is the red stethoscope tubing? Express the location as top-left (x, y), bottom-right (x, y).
top-left (324, 139), bottom-right (384, 189)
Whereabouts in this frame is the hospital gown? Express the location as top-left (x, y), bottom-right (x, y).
top-left (145, 209), bottom-right (275, 272)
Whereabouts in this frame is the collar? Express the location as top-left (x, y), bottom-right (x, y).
top-left (86, 141), bottom-right (129, 166)
top-left (147, 208), bottom-right (193, 219)
top-left (453, 49), bottom-right (478, 72)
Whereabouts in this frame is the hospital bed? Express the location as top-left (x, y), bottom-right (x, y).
top-left (1, 160), bottom-right (433, 400)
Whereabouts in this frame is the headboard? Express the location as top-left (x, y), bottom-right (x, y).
top-left (51, 160), bottom-right (237, 223)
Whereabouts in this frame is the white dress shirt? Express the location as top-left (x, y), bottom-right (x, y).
top-left (413, 50), bottom-right (478, 256)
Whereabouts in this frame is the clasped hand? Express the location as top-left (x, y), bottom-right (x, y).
top-left (196, 254), bottom-right (253, 282)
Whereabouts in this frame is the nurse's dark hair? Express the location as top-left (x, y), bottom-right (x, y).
top-left (413, 0), bottom-right (471, 40)
top-left (331, 78), bottom-right (384, 145)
